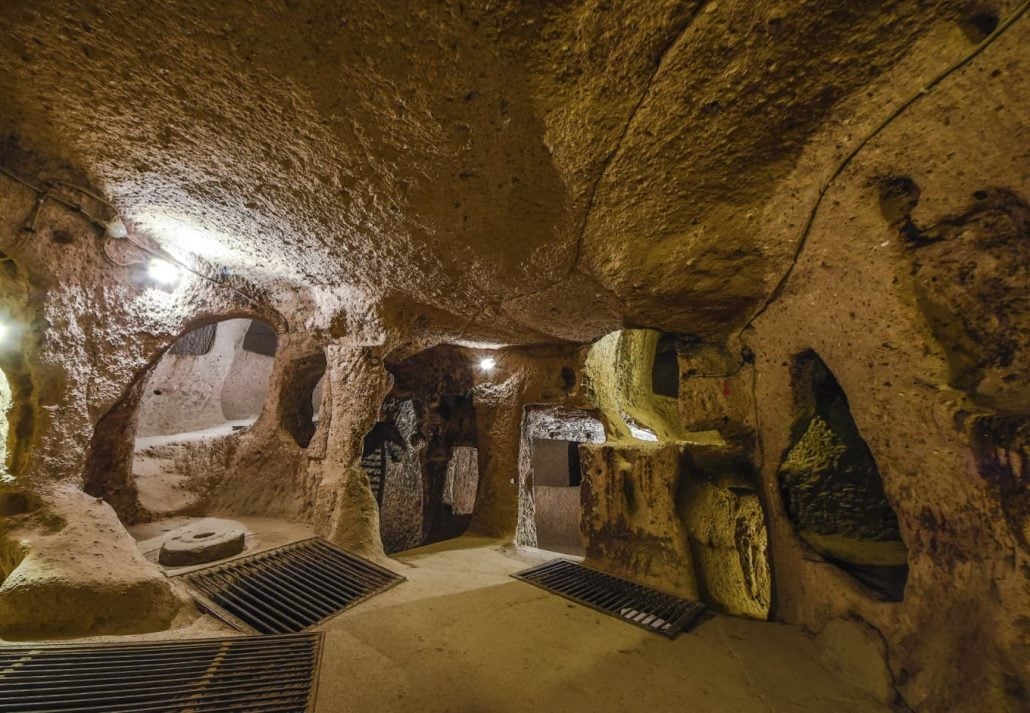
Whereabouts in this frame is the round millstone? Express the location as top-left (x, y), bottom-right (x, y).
top-left (159, 526), bottom-right (246, 567)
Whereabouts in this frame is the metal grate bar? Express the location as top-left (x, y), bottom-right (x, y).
top-left (512, 559), bottom-right (705, 638)
top-left (179, 537), bottom-right (405, 634)
top-left (0, 633), bottom-right (322, 712)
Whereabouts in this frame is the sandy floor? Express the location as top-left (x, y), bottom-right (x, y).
top-left (23, 523), bottom-right (889, 710)
top-left (314, 537), bottom-right (889, 713)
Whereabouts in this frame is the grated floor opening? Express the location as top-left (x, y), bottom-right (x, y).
top-left (512, 559), bottom-right (705, 638)
top-left (0, 632), bottom-right (322, 712)
top-left (178, 537), bottom-right (404, 634)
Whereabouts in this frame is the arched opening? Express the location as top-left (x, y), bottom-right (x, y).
top-left (129, 318), bottom-right (277, 518)
top-left (363, 346), bottom-right (480, 554)
top-left (281, 352), bottom-right (327, 449)
top-left (517, 406), bottom-right (605, 554)
top-left (777, 350), bottom-right (909, 601)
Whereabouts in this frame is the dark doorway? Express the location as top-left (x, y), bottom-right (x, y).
top-left (778, 350), bottom-right (909, 601)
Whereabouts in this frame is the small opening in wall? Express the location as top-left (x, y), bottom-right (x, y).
top-left (652, 333), bottom-right (680, 398)
top-left (778, 350), bottom-right (909, 601)
top-left (959, 9), bottom-right (999, 43)
top-left (519, 407), bottom-right (605, 554)
top-left (242, 320), bottom-right (278, 357)
top-left (282, 352), bottom-right (327, 449)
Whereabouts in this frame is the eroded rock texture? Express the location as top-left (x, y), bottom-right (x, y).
top-left (0, 2), bottom-right (1025, 711)
top-left (681, 481), bottom-right (770, 619)
top-left (581, 443), bottom-right (700, 600)
top-left (904, 188), bottom-right (1029, 411)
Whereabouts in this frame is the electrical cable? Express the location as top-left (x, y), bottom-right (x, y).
top-left (0, 164), bottom-right (289, 330)
top-left (682, 1), bottom-right (1029, 381)
top-left (100, 238), bottom-right (139, 267)
top-left (0, 166), bottom-right (107, 229)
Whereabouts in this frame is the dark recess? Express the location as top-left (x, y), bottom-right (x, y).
top-left (281, 352), bottom-right (326, 448)
top-left (652, 333), bottom-right (680, 398)
top-left (959, 10), bottom-right (999, 43)
top-left (242, 320), bottom-right (278, 356)
top-left (567, 441), bottom-right (582, 487)
top-left (169, 323), bottom-right (217, 355)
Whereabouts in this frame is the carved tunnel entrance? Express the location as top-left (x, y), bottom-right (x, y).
top-left (777, 350), bottom-right (909, 601)
top-left (361, 346), bottom-right (481, 554)
top-left (83, 318), bottom-right (277, 523)
top-left (517, 406), bottom-right (606, 554)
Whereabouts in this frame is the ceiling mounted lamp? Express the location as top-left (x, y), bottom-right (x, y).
top-left (479, 357), bottom-right (496, 372)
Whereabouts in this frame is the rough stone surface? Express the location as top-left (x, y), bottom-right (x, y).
top-left (0, 486), bottom-right (186, 638)
top-left (0, 0), bottom-right (983, 345)
top-left (137, 318), bottom-right (274, 436)
top-left (580, 443), bottom-right (699, 600)
top-left (532, 485), bottom-right (584, 553)
top-left (816, 617), bottom-right (894, 705)
top-left (682, 481), bottom-right (771, 619)
top-left (745, 13), bottom-right (1029, 710)
top-left (0, 2), bottom-right (1024, 711)
top-left (443, 447), bottom-right (479, 517)
top-left (903, 188), bottom-right (1029, 411)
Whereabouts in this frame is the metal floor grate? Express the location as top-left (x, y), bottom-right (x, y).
top-left (179, 537), bottom-right (404, 634)
top-left (0, 633), bottom-right (321, 712)
top-left (512, 559), bottom-right (705, 638)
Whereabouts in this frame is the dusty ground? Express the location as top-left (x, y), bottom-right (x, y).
top-left (0, 4), bottom-right (1023, 711)
top-left (0, 523), bottom-right (896, 710)
top-left (315, 537), bottom-right (889, 713)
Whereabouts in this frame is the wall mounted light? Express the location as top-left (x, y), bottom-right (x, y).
top-left (479, 357), bottom-right (496, 372)
top-left (147, 258), bottom-right (181, 288)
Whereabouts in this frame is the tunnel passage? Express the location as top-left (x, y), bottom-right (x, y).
top-left (518, 407), bottom-right (606, 553)
top-left (360, 397), bottom-right (480, 554)
top-left (138, 319), bottom-right (277, 436)
top-left (132, 319), bottom-right (277, 517)
top-left (651, 333), bottom-right (681, 398)
top-left (361, 346), bottom-right (480, 554)
top-left (361, 398), bottom-right (424, 553)
top-left (84, 319), bottom-right (277, 523)
top-left (777, 350), bottom-right (908, 601)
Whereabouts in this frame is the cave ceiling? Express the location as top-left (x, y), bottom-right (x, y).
top-left (0, 0), bottom-right (960, 344)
